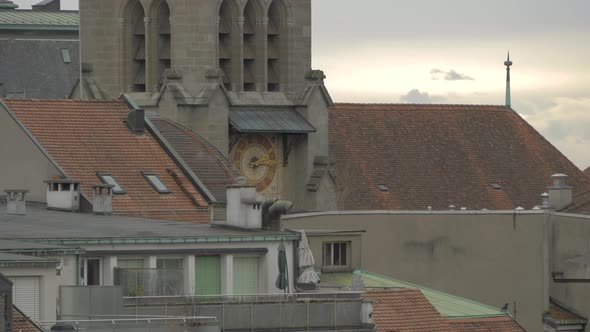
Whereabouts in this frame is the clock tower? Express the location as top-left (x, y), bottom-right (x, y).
top-left (79, 0), bottom-right (335, 210)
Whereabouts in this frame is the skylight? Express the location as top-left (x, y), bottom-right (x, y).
top-left (491, 183), bottom-right (503, 190)
top-left (377, 184), bottom-right (389, 192)
top-left (60, 48), bottom-right (72, 64)
top-left (97, 173), bottom-right (125, 194)
top-left (142, 172), bottom-right (171, 194)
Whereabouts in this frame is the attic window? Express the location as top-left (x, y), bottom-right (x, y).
top-left (142, 172), bottom-right (171, 194)
top-left (60, 48), bottom-right (72, 64)
top-left (97, 172), bottom-right (125, 194)
top-left (491, 183), bottom-right (503, 190)
top-left (377, 184), bottom-right (389, 192)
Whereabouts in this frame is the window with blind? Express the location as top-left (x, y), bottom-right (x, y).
top-left (233, 257), bottom-right (258, 295)
top-left (8, 277), bottom-right (40, 322)
top-left (195, 256), bottom-right (221, 295)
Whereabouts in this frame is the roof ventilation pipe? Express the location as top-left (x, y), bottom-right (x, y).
top-left (126, 108), bottom-right (145, 133)
top-left (4, 190), bottom-right (28, 215)
top-left (548, 174), bottom-right (572, 210)
top-left (262, 199), bottom-right (293, 231)
top-left (92, 184), bottom-right (113, 215)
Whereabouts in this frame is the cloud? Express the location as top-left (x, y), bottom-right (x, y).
top-left (524, 97), bottom-right (590, 169)
top-left (400, 89), bottom-right (446, 104)
top-left (431, 68), bottom-right (475, 81)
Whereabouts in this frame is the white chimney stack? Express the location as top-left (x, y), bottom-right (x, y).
top-left (548, 174), bottom-right (573, 210)
top-left (4, 190), bottom-right (28, 215)
top-left (45, 180), bottom-right (81, 212)
top-left (223, 177), bottom-right (264, 229)
top-left (92, 184), bottom-right (114, 215)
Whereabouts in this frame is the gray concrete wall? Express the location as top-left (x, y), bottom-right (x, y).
top-left (0, 104), bottom-right (63, 202)
top-left (283, 211), bottom-right (550, 332)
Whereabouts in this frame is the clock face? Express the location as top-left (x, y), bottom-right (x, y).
top-left (231, 134), bottom-right (278, 192)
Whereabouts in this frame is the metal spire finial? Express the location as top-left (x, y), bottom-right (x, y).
top-left (504, 51), bottom-right (512, 108)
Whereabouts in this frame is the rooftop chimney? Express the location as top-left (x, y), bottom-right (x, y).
top-left (126, 109), bottom-right (145, 133)
top-left (223, 177), bottom-right (264, 229)
top-left (548, 174), bottom-right (573, 210)
top-left (92, 184), bottom-right (113, 215)
top-left (45, 179), bottom-right (81, 212)
top-left (4, 190), bottom-right (28, 215)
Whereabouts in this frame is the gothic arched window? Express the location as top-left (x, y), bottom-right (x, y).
top-left (267, 0), bottom-right (286, 92)
top-left (218, 0), bottom-right (236, 91)
top-left (154, 0), bottom-right (171, 88)
top-left (123, 0), bottom-right (146, 92)
top-left (243, 1), bottom-right (257, 91)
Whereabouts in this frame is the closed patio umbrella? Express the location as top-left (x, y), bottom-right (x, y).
top-left (275, 241), bottom-right (289, 293)
top-left (297, 231), bottom-right (320, 284)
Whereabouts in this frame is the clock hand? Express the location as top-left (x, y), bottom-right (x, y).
top-left (249, 153), bottom-right (277, 168)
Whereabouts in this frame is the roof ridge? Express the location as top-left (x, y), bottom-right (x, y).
top-left (332, 102), bottom-right (508, 107)
top-left (0, 98), bottom-right (121, 103)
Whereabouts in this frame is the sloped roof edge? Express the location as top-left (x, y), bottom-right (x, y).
top-left (120, 94), bottom-right (217, 204)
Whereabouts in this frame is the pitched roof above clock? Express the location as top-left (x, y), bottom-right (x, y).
top-left (329, 103), bottom-right (590, 211)
top-left (149, 117), bottom-right (239, 204)
top-left (229, 107), bottom-right (316, 134)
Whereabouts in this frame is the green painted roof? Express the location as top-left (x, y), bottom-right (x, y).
top-left (0, 10), bottom-right (79, 30)
top-left (321, 270), bottom-right (509, 319)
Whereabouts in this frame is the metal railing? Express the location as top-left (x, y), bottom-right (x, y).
top-left (122, 293), bottom-right (369, 331)
top-left (37, 317), bottom-right (219, 332)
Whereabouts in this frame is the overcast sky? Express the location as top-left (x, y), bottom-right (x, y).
top-left (13, 0), bottom-right (590, 170)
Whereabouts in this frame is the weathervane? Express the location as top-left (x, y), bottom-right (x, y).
top-left (504, 51), bottom-right (513, 108)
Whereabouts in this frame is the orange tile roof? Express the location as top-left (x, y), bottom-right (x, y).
top-left (548, 300), bottom-right (587, 323)
top-left (2, 98), bottom-right (210, 223)
top-left (330, 103), bottom-right (590, 211)
top-left (448, 317), bottom-right (526, 332)
top-left (363, 289), bottom-right (452, 332)
top-left (12, 305), bottom-right (42, 332)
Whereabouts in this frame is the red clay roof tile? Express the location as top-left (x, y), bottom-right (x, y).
top-left (363, 289), bottom-right (452, 332)
top-left (548, 300), bottom-right (588, 323)
top-left (329, 103), bottom-right (590, 211)
top-left (12, 305), bottom-right (42, 332)
top-left (2, 98), bottom-right (210, 222)
top-left (448, 316), bottom-right (526, 332)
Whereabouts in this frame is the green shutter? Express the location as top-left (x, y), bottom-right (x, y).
top-left (195, 256), bottom-right (221, 295)
top-left (233, 257), bottom-right (258, 295)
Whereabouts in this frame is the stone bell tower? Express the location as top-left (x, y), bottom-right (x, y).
top-left (79, 0), bottom-right (335, 211)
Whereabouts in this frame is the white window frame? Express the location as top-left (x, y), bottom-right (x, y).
top-left (322, 242), bottom-right (350, 268)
